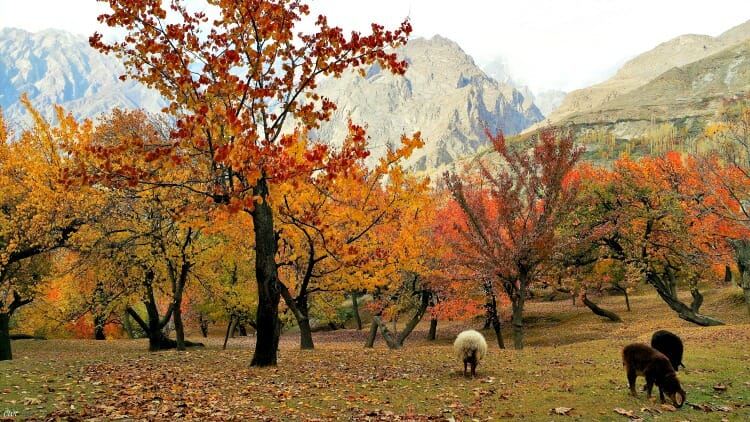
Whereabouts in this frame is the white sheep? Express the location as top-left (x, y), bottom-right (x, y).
top-left (453, 329), bottom-right (488, 377)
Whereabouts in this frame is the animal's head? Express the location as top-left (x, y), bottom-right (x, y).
top-left (662, 374), bottom-right (686, 408)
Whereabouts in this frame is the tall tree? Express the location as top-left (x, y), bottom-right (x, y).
top-left (88, 0), bottom-right (412, 366)
top-left (443, 128), bottom-right (583, 349)
top-left (0, 99), bottom-right (98, 360)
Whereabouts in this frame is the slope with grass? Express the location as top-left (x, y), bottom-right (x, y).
top-left (2, 287), bottom-right (749, 420)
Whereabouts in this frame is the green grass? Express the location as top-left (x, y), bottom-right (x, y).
top-left (2, 287), bottom-right (749, 420)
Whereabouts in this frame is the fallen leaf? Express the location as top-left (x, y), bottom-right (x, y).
top-left (551, 406), bottom-right (573, 415)
top-left (23, 397), bottom-right (43, 405)
top-left (713, 384), bottom-right (729, 392)
top-left (688, 403), bottom-right (713, 412)
top-left (660, 404), bottom-right (677, 411)
top-left (614, 408), bottom-right (643, 420)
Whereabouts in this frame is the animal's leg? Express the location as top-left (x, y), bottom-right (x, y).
top-left (627, 369), bottom-right (638, 397)
top-left (644, 377), bottom-right (654, 399)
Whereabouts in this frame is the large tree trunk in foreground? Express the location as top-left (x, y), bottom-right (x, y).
top-left (250, 178), bottom-right (282, 366)
top-left (0, 292), bottom-right (33, 361)
top-left (582, 294), bottom-right (622, 322)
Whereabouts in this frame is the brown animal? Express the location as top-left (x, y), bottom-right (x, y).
top-left (622, 343), bottom-right (686, 408)
top-left (651, 330), bottom-right (684, 371)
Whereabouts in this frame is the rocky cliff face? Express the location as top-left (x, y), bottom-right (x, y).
top-left (310, 36), bottom-right (544, 172)
top-left (0, 28), bottom-right (164, 128)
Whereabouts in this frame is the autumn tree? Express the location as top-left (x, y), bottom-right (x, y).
top-left (573, 153), bottom-right (728, 325)
top-left (275, 126), bottom-right (426, 349)
top-left (88, 0), bottom-right (412, 366)
top-left (358, 179), bottom-right (440, 349)
top-left (698, 95), bottom-right (750, 313)
top-left (191, 216), bottom-right (259, 345)
top-left (431, 198), bottom-right (504, 346)
top-left (443, 128), bottom-right (584, 349)
top-left (0, 99), bottom-right (99, 360)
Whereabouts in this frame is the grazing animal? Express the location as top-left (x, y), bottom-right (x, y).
top-left (453, 329), bottom-right (487, 377)
top-left (622, 343), bottom-right (686, 408)
top-left (651, 330), bottom-right (684, 371)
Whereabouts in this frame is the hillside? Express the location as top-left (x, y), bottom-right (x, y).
top-left (546, 19), bottom-right (750, 126)
top-left (565, 39), bottom-right (750, 125)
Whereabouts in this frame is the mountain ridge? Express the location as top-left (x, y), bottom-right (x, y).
top-left (310, 35), bottom-right (544, 172)
top-left (0, 27), bottom-right (165, 130)
top-left (539, 19), bottom-right (750, 131)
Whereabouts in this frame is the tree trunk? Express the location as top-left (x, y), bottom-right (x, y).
top-left (731, 239), bottom-right (750, 316)
top-left (297, 317), bottom-right (314, 350)
top-left (126, 306), bottom-right (173, 351)
top-left (646, 273), bottom-right (724, 326)
top-left (582, 294), bottom-right (622, 322)
top-left (485, 293), bottom-right (505, 349)
top-left (372, 316), bottom-right (401, 349)
top-left (428, 318), bottom-right (437, 341)
top-left (173, 302), bottom-right (185, 351)
top-left (624, 290), bottom-right (631, 312)
top-left (172, 261), bottom-right (191, 352)
top-left (510, 291), bottom-right (525, 350)
top-left (250, 177), bottom-right (282, 366)
top-left (395, 290), bottom-right (431, 346)
top-left (364, 318), bottom-right (379, 348)
top-left (278, 282), bottom-right (314, 350)
top-left (223, 317), bottom-right (235, 350)
top-left (0, 293), bottom-right (33, 360)
top-left (93, 313), bottom-right (107, 340)
top-left (352, 291), bottom-right (363, 330)
top-left (0, 313), bottom-right (11, 361)
top-left (198, 314), bottom-right (209, 338)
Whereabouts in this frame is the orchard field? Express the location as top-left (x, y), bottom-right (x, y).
top-left (3, 287), bottom-right (749, 421)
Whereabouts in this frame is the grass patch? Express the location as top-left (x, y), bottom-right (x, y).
top-left (2, 288), bottom-right (749, 420)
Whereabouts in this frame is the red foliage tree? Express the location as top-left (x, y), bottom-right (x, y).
top-left (443, 128), bottom-right (584, 349)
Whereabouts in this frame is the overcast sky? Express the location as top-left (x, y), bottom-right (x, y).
top-left (1, 0), bottom-right (748, 92)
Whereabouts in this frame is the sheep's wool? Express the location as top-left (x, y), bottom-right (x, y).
top-left (453, 329), bottom-right (488, 360)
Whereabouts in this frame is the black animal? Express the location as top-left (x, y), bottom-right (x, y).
top-left (622, 343), bottom-right (686, 408)
top-left (651, 330), bottom-right (684, 371)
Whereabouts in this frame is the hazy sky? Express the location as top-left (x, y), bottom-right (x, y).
top-left (1, 0), bottom-right (748, 92)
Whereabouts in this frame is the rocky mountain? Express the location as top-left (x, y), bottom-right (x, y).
top-left (310, 36), bottom-right (544, 172)
top-left (0, 28), bottom-right (165, 129)
top-left (480, 57), bottom-right (565, 117)
top-left (539, 19), bottom-right (750, 135)
top-left (1, 29), bottom-right (543, 173)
